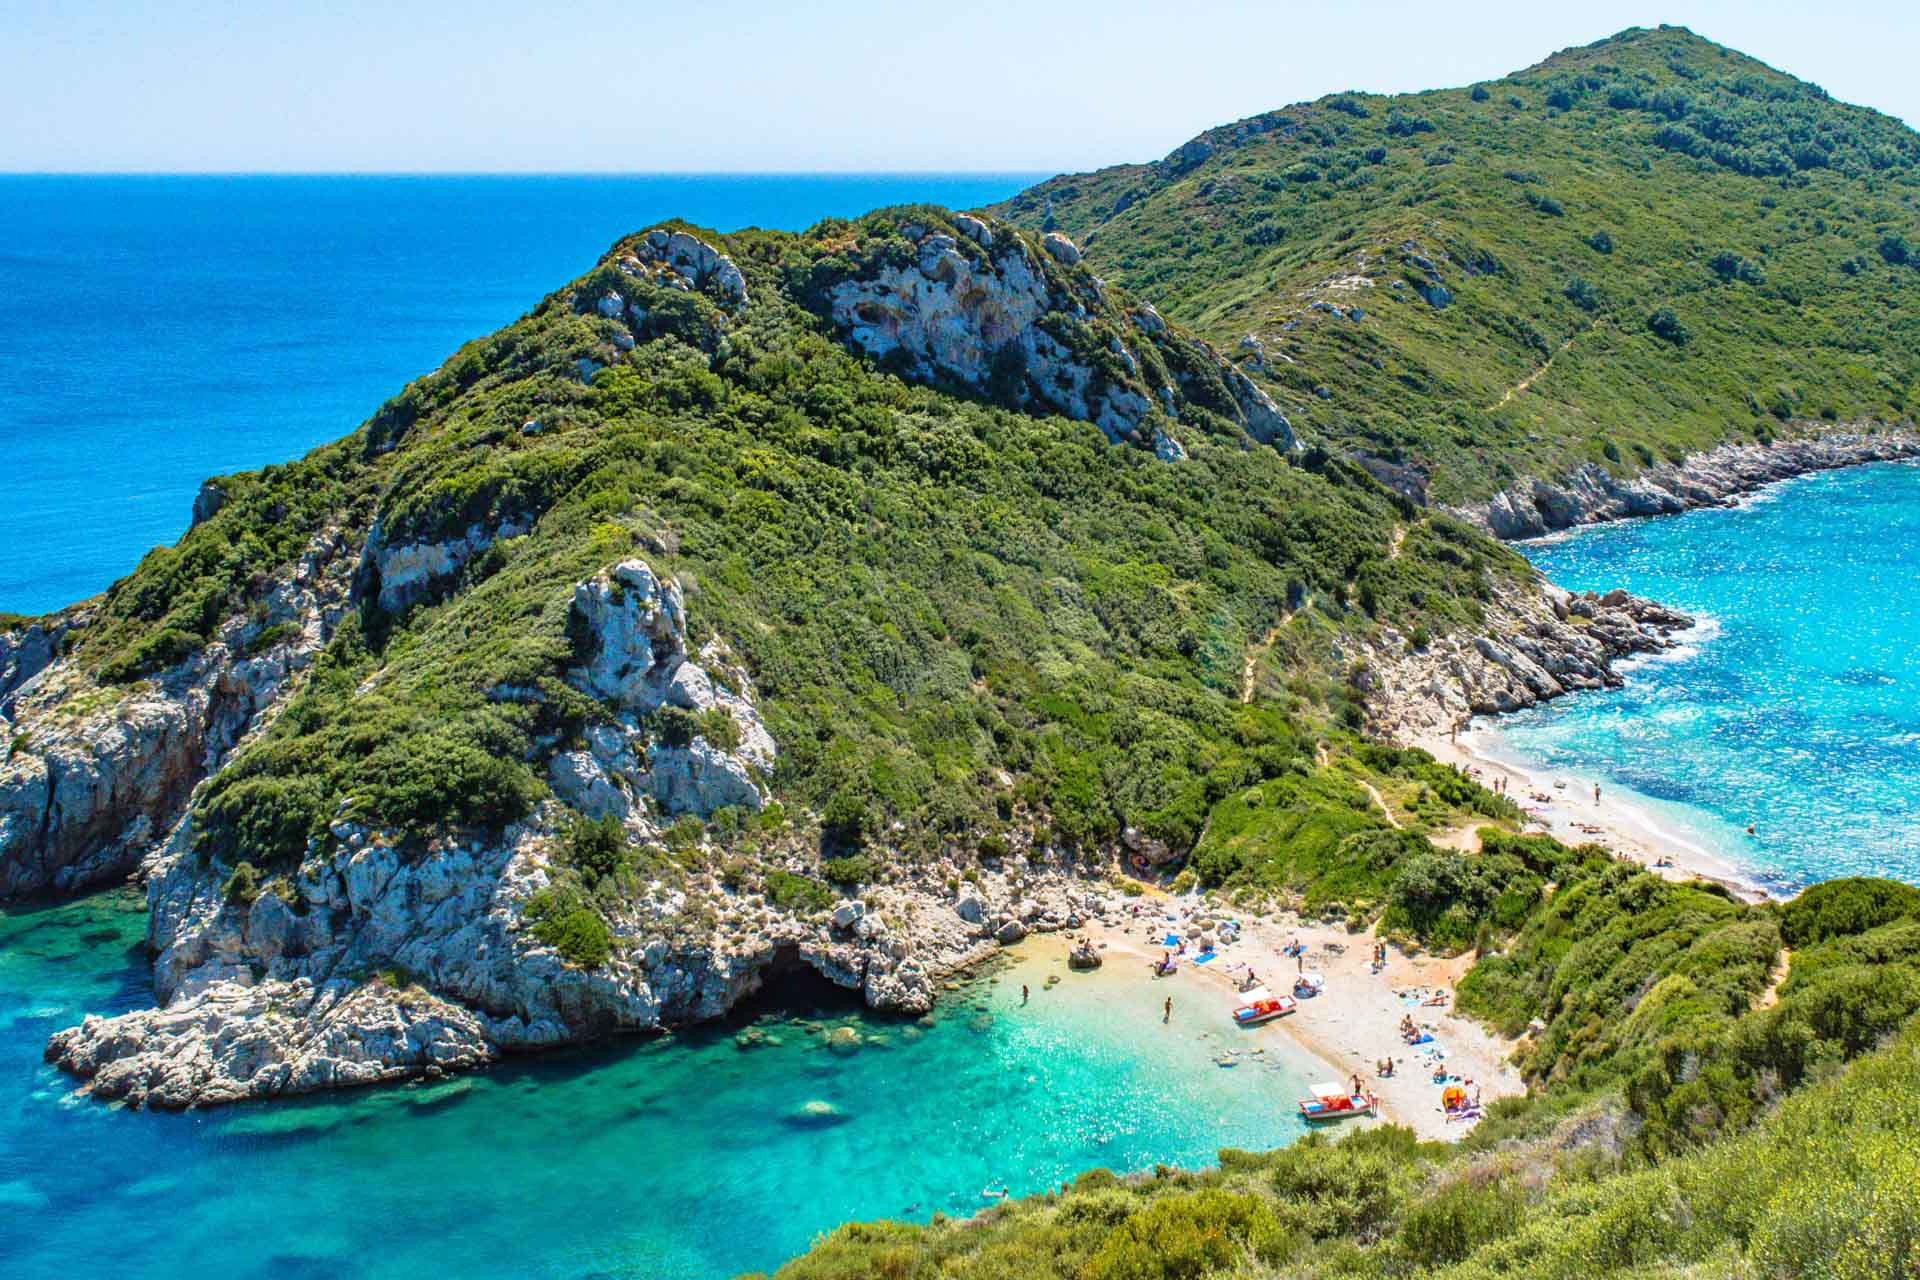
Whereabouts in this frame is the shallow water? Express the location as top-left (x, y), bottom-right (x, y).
top-left (1499, 459), bottom-right (1920, 893)
top-left (0, 896), bottom-right (1312, 1279)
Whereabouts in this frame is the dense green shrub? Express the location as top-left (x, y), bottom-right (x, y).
top-left (523, 886), bottom-right (613, 968)
top-left (1780, 877), bottom-right (1920, 945)
top-left (819, 855), bottom-right (876, 886)
top-left (765, 870), bottom-right (834, 914)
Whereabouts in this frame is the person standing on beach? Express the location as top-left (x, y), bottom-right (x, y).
top-left (1021, 984), bottom-right (1029, 1005)
top-left (1594, 783), bottom-right (1602, 804)
top-left (1163, 996), bottom-right (1172, 1023)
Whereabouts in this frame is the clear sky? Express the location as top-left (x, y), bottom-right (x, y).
top-left (3, 1), bottom-right (1915, 174)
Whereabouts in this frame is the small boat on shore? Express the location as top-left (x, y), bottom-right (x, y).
top-left (1298, 1083), bottom-right (1378, 1122)
top-left (1231, 986), bottom-right (1297, 1025)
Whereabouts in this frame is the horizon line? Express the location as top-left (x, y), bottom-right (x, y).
top-left (0, 169), bottom-right (1055, 179)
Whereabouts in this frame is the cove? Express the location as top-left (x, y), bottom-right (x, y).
top-left (0, 892), bottom-right (1315, 1280)
top-left (1495, 458), bottom-right (1920, 894)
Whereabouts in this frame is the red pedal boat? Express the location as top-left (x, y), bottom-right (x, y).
top-left (1298, 1082), bottom-right (1379, 1122)
top-left (1231, 988), bottom-right (1297, 1025)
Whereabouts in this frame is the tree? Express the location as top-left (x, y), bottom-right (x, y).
top-left (1648, 307), bottom-right (1691, 346)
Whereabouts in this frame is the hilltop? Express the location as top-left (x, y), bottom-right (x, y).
top-left (999, 26), bottom-right (1920, 523)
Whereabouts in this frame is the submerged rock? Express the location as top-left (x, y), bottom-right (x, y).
top-left (784, 1099), bottom-right (850, 1128)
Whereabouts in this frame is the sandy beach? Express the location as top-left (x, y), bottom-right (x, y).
top-left (1415, 726), bottom-right (1770, 902)
top-left (1031, 901), bottom-right (1525, 1142)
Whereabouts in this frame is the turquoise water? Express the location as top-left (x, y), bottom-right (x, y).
top-left (0, 174), bottom-right (1037, 616)
top-left (0, 895), bottom-right (1312, 1279)
top-left (1501, 460), bottom-right (1920, 894)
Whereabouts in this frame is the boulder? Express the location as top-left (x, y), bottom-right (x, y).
top-left (1042, 231), bottom-right (1082, 265)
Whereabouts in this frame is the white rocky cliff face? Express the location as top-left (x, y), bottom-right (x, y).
top-left (0, 527), bottom-right (355, 898)
top-left (553, 559), bottom-right (776, 824)
top-left (822, 215), bottom-right (1297, 455)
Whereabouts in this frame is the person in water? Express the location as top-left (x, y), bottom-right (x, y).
top-left (1021, 984), bottom-right (1029, 1005)
top-left (1594, 783), bottom-right (1602, 803)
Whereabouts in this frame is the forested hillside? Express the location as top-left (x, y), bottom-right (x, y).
top-left (1001, 25), bottom-right (1920, 505)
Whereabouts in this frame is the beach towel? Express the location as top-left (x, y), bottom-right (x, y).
top-left (1163, 934), bottom-right (1180, 946)
top-left (1409, 1032), bottom-right (1434, 1046)
top-left (1193, 951), bottom-right (1218, 964)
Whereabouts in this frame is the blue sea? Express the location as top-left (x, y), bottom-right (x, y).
top-left (0, 174), bottom-right (1323, 1280)
top-left (1497, 461), bottom-right (1920, 895)
top-left (0, 174), bottom-right (1037, 616)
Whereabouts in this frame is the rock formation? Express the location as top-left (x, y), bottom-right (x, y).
top-left (0, 527), bottom-right (355, 897)
top-left (1368, 580), bottom-right (1696, 740)
top-left (1457, 429), bottom-right (1920, 539)
top-left (819, 213), bottom-right (1297, 455)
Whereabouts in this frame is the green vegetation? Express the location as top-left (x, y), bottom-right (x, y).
top-left (764, 870), bottom-right (834, 915)
top-left (767, 871), bottom-right (1920, 1279)
top-left (998, 25), bottom-right (1920, 505)
top-left (38, 203), bottom-right (1525, 888)
top-left (522, 885), bottom-right (613, 968)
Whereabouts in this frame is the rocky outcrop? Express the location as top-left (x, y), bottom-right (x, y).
top-left (821, 214), bottom-right (1297, 456)
top-left (1458, 428), bottom-right (1920, 540)
top-left (0, 606), bottom-right (89, 702)
top-left (359, 516), bottom-right (526, 614)
top-left (1367, 579), bottom-right (1696, 741)
top-left (612, 228), bottom-right (749, 308)
top-left (46, 801), bottom-right (1134, 1106)
top-left (560, 559), bottom-right (776, 822)
top-left (0, 527), bottom-right (355, 898)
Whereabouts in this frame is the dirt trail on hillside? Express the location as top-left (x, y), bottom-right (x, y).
top-left (1486, 320), bottom-right (1602, 411)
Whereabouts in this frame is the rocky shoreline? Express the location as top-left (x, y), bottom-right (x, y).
top-left (1365, 579), bottom-right (1696, 744)
top-left (44, 826), bottom-right (1130, 1108)
top-left (1453, 426), bottom-right (1920, 540)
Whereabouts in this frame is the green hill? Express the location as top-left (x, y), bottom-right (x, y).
top-left (997, 25), bottom-right (1920, 506)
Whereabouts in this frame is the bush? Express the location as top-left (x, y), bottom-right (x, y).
top-left (1588, 229), bottom-right (1615, 253)
top-left (820, 854), bottom-right (876, 886)
top-left (222, 860), bottom-right (262, 906)
top-left (524, 887), bottom-right (613, 968)
top-left (765, 870), bottom-right (834, 914)
top-left (1083, 1190), bottom-right (1290, 1280)
top-left (565, 813), bottom-right (630, 886)
top-left (1564, 276), bottom-right (1602, 311)
top-left (1785, 878), bottom-right (1920, 945)
top-left (1396, 1177), bottom-right (1526, 1264)
top-left (1470, 84), bottom-right (1491, 102)
top-left (1708, 251), bottom-right (1766, 284)
top-left (1647, 307), bottom-right (1691, 345)
top-left (1879, 233), bottom-right (1910, 265)
top-left (99, 626), bottom-right (201, 683)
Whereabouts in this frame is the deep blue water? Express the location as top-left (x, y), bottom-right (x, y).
top-left (0, 174), bottom-right (1037, 616)
top-left (1500, 460), bottom-right (1920, 894)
